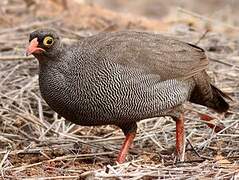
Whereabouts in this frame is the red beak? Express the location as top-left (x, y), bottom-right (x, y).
top-left (26, 38), bottom-right (45, 56)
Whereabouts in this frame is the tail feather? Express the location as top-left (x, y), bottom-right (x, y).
top-left (206, 84), bottom-right (230, 113)
top-left (210, 84), bottom-right (232, 101)
top-left (189, 71), bottom-right (231, 113)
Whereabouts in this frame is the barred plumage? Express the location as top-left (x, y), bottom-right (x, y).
top-left (39, 56), bottom-right (193, 127)
top-left (27, 29), bottom-right (230, 163)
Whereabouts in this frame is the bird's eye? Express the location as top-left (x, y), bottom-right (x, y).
top-left (43, 36), bottom-right (54, 47)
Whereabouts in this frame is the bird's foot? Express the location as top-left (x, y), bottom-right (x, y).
top-left (199, 114), bottom-right (225, 132)
top-left (116, 133), bottom-right (136, 164)
top-left (176, 114), bottom-right (185, 162)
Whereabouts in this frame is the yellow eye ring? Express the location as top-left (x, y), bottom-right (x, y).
top-left (43, 36), bottom-right (54, 47)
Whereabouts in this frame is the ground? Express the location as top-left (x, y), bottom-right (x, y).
top-left (0, 0), bottom-right (238, 179)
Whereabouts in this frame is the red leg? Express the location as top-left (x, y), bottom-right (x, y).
top-left (199, 114), bottom-right (224, 132)
top-left (176, 114), bottom-right (185, 161)
top-left (116, 133), bottom-right (136, 164)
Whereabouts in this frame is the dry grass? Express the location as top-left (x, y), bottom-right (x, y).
top-left (0, 0), bottom-right (238, 179)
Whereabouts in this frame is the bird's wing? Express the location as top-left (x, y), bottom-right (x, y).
top-left (86, 31), bottom-right (209, 80)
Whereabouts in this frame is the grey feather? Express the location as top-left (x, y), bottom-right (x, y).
top-left (28, 29), bottom-right (229, 134)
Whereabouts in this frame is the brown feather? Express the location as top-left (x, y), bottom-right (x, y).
top-left (84, 31), bottom-right (209, 80)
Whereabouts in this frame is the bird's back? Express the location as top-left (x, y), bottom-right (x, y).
top-left (81, 31), bottom-right (208, 80)
top-left (80, 31), bottom-right (229, 113)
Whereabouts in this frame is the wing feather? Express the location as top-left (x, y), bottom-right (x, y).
top-left (84, 31), bottom-right (209, 80)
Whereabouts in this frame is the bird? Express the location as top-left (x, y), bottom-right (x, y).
top-left (26, 28), bottom-right (230, 163)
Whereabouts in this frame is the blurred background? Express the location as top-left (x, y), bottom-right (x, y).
top-left (91, 0), bottom-right (239, 22)
top-left (0, 0), bottom-right (239, 34)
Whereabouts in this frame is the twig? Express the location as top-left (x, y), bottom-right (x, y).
top-left (0, 56), bottom-right (34, 61)
top-left (195, 29), bottom-right (210, 45)
top-left (24, 176), bottom-right (79, 180)
top-left (10, 152), bottom-right (114, 172)
top-left (0, 151), bottom-right (10, 169)
top-left (209, 58), bottom-right (239, 70)
top-left (186, 139), bottom-right (212, 160)
top-left (0, 18), bottom-right (63, 35)
top-left (178, 7), bottom-right (239, 30)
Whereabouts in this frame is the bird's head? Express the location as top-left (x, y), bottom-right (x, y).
top-left (26, 28), bottom-right (61, 58)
